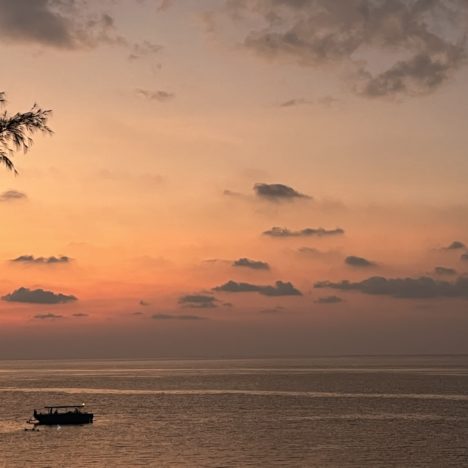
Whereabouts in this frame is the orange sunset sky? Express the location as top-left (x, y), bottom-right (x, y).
top-left (1, 0), bottom-right (468, 358)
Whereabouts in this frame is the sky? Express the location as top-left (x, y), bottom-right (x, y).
top-left (1, 0), bottom-right (468, 358)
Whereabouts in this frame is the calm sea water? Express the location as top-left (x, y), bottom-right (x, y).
top-left (0, 356), bottom-right (467, 467)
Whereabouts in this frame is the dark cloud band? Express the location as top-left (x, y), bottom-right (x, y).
top-left (214, 280), bottom-right (302, 296)
top-left (315, 275), bottom-right (468, 299)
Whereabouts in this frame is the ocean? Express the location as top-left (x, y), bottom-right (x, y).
top-left (0, 356), bottom-right (467, 467)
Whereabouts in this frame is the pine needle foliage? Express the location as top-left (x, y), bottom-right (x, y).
top-left (0, 92), bottom-right (52, 173)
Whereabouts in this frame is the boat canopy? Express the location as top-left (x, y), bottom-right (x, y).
top-left (44, 404), bottom-right (86, 409)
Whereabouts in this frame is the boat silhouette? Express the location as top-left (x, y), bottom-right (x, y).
top-left (29, 404), bottom-right (93, 426)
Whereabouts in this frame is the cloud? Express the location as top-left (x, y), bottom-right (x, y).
top-left (314, 275), bottom-right (468, 299)
top-left (128, 40), bottom-right (162, 60)
top-left (345, 256), bottom-right (376, 267)
top-left (461, 253), bottom-right (468, 262)
top-left (34, 313), bottom-right (63, 320)
top-left (151, 313), bottom-right (206, 320)
top-left (215, 0), bottom-right (468, 98)
top-left (279, 96), bottom-right (338, 107)
top-left (444, 241), bottom-right (466, 250)
top-left (213, 280), bottom-right (302, 296)
top-left (2, 287), bottom-right (77, 304)
top-left (139, 300), bottom-right (150, 306)
top-left (358, 52), bottom-right (464, 98)
top-left (11, 255), bottom-right (71, 265)
top-left (72, 313), bottom-right (89, 317)
top-left (263, 226), bottom-right (344, 238)
top-left (434, 266), bottom-right (457, 276)
top-left (135, 88), bottom-right (175, 102)
top-left (314, 296), bottom-right (343, 304)
top-left (178, 294), bottom-right (218, 308)
top-left (296, 247), bottom-right (338, 260)
top-left (223, 189), bottom-right (245, 198)
top-left (254, 183), bottom-right (310, 201)
top-left (157, 0), bottom-right (174, 12)
top-left (0, 190), bottom-right (27, 202)
top-left (280, 98), bottom-right (312, 108)
top-left (0, 0), bottom-right (126, 50)
top-left (259, 305), bottom-right (285, 314)
top-left (232, 258), bottom-right (270, 270)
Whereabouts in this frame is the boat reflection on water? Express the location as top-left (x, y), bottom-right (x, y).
top-left (28, 404), bottom-right (94, 426)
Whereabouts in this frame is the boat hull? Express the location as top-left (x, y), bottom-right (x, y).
top-left (35, 413), bottom-right (93, 425)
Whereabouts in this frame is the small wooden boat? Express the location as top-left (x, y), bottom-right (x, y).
top-left (28, 404), bottom-right (94, 426)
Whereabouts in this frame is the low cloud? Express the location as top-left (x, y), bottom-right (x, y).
top-left (314, 296), bottom-right (343, 304)
top-left (178, 294), bottom-right (218, 308)
top-left (296, 247), bottom-right (338, 260)
top-left (128, 40), bottom-right (162, 60)
top-left (259, 306), bottom-right (285, 315)
top-left (461, 253), bottom-right (468, 262)
top-left (2, 287), bottom-right (77, 304)
top-left (263, 227), bottom-right (344, 238)
top-left (0, 190), bottom-right (27, 202)
top-left (72, 313), bottom-right (89, 318)
top-left (279, 96), bottom-right (338, 108)
top-left (444, 241), bottom-right (466, 250)
top-left (34, 313), bottom-right (63, 320)
top-left (139, 300), bottom-right (150, 306)
top-left (223, 189), bottom-right (245, 199)
top-left (151, 314), bottom-right (206, 320)
top-left (233, 258), bottom-right (270, 270)
top-left (434, 266), bottom-right (457, 276)
top-left (213, 280), bottom-right (302, 297)
top-left (11, 255), bottom-right (71, 265)
top-left (136, 88), bottom-right (174, 102)
top-left (345, 256), bottom-right (376, 268)
top-left (254, 183), bottom-right (311, 201)
top-left (315, 276), bottom-right (468, 299)
top-left (280, 98), bottom-right (312, 108)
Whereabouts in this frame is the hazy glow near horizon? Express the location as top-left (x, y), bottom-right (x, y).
top-left (1, 0), bottom-right (468, 358)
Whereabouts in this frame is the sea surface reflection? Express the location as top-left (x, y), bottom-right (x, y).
top-left (0, 356), bottom-right (467, 467)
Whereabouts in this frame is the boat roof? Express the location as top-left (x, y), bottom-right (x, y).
top-left (44, 404), bottom-right (86, 409)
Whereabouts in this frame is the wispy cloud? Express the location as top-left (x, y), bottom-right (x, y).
top-left (34, 313), bottom-right (64, 320)
top-left (135, 88), bottom-right (175, 102)
top-left (263, 227), bottom-right (344, 238)
top-left (434, 267), bottom-right (457, 276)
top-left (345, 256), bottom-right (376, 268)
top-left (151, 313), bottom-right (207, 321)
top-left (0, 190), bottom-right (27, 202)
top-left (178, 294), bottom-right (218, 309)
top-left (314, 296), bottom-right (343, 304)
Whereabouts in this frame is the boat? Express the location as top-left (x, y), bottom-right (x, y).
top-left (28, 404), bottom-right (94, 426)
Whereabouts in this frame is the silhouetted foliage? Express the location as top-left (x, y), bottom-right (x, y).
top-left (0, 92), bottom-right (52, 173)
